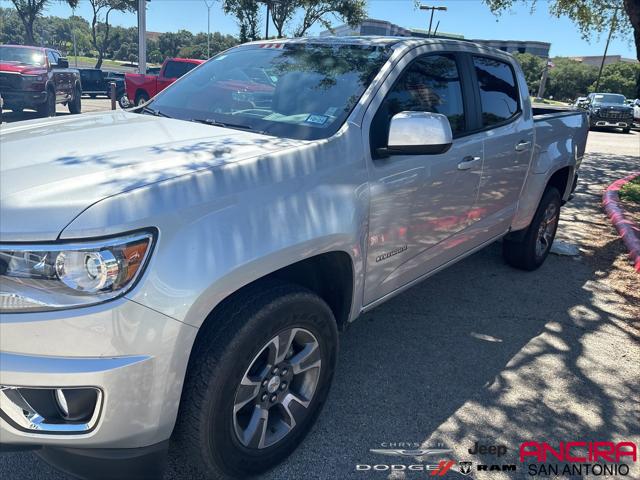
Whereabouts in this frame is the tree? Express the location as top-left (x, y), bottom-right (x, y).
top-left (512, 52), bottom-right (544, 95)
top-left (10, 0), bottom-right (78, 45)
top-left (482, 1), bottom-right (637, 60)
top-left (293, 0), bottom-right (366, 37)
top-left (592, 61), bottom-right (640, 98)
top-left (88, 0), bottom-right (136, 69)
top-left (546, 57), bottom-right (598, 101)
top-left (223, 0), bottom-right (260, 42)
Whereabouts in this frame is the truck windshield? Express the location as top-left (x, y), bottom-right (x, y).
top-left (593, 93), bottom-right (625, 104)
top-left (149, 42), bottom-right (391, 140)
top-left (0, 46), bottom-right (46, 67)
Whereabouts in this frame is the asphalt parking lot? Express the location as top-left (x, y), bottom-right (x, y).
top-left (0, 122), bottom-right (638, 478)
top-left (1, 97), bottom-right (117, 123)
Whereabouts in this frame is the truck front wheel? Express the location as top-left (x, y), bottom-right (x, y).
top-left (36, 88), bottom-right (56, 117)
top-left (68, 85), bottom-right (82, 114)
top-left (503, 187), bottom-right (561, 271)
top-left (170, 282), bottom-right (338, 478)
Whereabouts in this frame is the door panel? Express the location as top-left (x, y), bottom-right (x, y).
top-left (471, 56), bottom-right (533, 235)
top-left (363, 53), bottom-right (482, 305)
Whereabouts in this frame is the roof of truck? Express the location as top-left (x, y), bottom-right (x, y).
top-left (246, 36), bottom-right (512, 59)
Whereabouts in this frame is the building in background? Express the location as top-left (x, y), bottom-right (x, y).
top-left (569, 55), bottom-right (639, 66)
top-left (319, 18), bottom-right (549, 57)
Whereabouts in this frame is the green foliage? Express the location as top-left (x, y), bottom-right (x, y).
top-left (10, 0), bottom-right (79, 45)
top-left (0, 6), bottom-right (239, 64)
top-left (546, 57), bottom-right (599, 101)
top-left (620, 178), bottom-right (640, 205)
top-left (592, 61), bottom-right (640, 98)
top-left (224, 0), bottom-right (367, 39)
top-left (512, 52), bottom-right (544, 95)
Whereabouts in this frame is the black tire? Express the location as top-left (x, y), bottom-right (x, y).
top-left (135, 92), bottom-right (149, 106)
top-left (118, 94), bottom-right (130, 109)
top-left (503, 187), bottom-right (561, 271)
top-left (36, 88), bottom-right (56, 117)
top-left (11, 106), bottom-right (23, 113)
top-left (622, 128), bottom-right (630, 134)
top-left (68, 85), bottom-right (82, 114)
top-left (89, 93), bottom-right (97, 99)
top-left (170, 282), bottom-right (338, 479)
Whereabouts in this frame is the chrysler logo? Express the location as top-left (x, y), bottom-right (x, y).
top-left (370, 448), bottom-right (453, 457)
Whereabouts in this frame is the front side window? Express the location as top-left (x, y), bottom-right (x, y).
top-left (370, 54), bottom-right (465, 152)
top-left (163, 61), bottom-right (198, 79)
top-left (150, 43), bottom-right (391, 140)
top-left (47, 50), bottom-right (58, 67)
top-left (473, 56), bottom-right (519, 127)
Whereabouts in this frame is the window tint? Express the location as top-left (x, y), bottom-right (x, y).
top-left (163, 61), bottom-right (198, 79)
top-left (47, 50), bottom-right (58, 66)
top-left (473, 56), bottom-right (519, 127)
top-left (370, 54), bottom-right (465, 152)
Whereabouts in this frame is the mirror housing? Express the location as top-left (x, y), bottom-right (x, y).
top-left (57, 57), bottom-right (69, 69)
top-left (379, 112), bottom-right (453, 157)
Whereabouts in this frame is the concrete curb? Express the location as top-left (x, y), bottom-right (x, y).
top-left (603, 172), bottom-right (640, 272)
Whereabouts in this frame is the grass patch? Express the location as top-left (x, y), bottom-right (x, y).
top-left (620, 177), bottom-right (640, 204)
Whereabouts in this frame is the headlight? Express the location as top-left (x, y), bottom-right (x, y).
top-left (593, 108), bottom-right (600, 114)
top-left (0, 232), bottom-right (154, 313)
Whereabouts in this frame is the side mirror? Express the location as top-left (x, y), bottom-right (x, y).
top-left (379, 112), bottom-right (453, 157)
top-left (57, 58), bottom-right (69, 69)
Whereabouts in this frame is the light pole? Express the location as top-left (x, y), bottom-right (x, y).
top-left (419, 5), bottom-right (447, 37)
top-left (204, 0), bottom-right (215, 58)
top-left (595, 5), bottom-right (619, 92)
top-left (138, 0), bottom-right (148, 74)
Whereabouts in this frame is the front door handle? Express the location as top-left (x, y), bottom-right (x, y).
top-left (515, 141), bottom-right (532, 152)
top-left (457, 156), bottom-right (481, 170)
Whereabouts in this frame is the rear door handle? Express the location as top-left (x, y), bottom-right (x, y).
top-left (457, 156), bottom-right (481, 170)
top-left (515, 141), bottom-right (532, 152)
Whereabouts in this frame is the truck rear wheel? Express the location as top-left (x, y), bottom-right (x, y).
top-left (503, 187), bottom-right (561, 271)
top-left (170, 282), bottom-right (338, 479)
top-left (135, 92), bottom-right (149, 106)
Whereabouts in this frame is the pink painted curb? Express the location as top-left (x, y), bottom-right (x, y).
top-left (603, 172), bottom-right (640, 273)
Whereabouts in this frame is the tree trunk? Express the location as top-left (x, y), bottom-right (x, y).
top-left (16, 12), bottom-right (36, 45)
top-left (623, 0), bottom-right (640, 97)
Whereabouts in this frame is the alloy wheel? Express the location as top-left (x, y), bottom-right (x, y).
top-left (535, 202), bottom-right (558, 258)
top-left (232, 327), bottom-right (321, 449)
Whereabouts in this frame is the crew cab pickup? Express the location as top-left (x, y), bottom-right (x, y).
top-left (0, 37), bottom-right (588, 480)
top-left (78, 68), bottom-right (127, 107)
top-left (124, 57), bottom-right (203, 106)
top-left (0, 44), bottom-right (82, 117)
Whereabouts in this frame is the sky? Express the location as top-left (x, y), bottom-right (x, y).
top-left (6, 0), bottom-right (636, 59)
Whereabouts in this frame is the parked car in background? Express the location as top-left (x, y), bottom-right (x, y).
top-left (574, 97), bottom-right (589, 110)
top-left (125, 57), bottom-right (204, 106)
top-left (632, 98), bottom-right (640, 129)
top-left (0, 45), bottom-right (81, 117)
top-left (0, 37), bottom-right (589, 480)
top-left (586, 92), bottom-right (634, 133)
top-left (78, 68), bottom-right (128, 108)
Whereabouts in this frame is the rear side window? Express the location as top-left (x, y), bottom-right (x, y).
top-left (473, 56), bottom-right (519, 127)
top-left (163, 61), bottom-right (198, 79)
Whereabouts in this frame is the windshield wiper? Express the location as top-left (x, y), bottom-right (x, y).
top-left (191, 118), bottom-right (257, 132)
top-left (140, 106), bottom-right (170, 118)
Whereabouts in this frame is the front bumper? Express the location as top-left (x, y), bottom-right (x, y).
top-left (590, 113), bottom-right (633, 128)
top-left (0, 89), bottom-right (47, 108)
top-left (0, 298), bottom-right (197, 449)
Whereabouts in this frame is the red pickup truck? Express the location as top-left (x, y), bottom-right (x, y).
top-left (125, 57), bottom-right (204, 106)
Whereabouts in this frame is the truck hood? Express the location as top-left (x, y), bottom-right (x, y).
top-left (0, 111), bottom-right (304, 241)
top-left (0, 63), bottom-right (47, 75)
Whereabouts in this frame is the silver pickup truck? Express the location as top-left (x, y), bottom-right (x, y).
top-left (0, 37), bottom-right (588, 479)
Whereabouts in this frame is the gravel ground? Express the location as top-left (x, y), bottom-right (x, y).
top-left (0, 128), bottom-right (638, 480)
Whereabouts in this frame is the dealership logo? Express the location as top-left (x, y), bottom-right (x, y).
top-left (468, 442), bottom-right (508, 457)
top-left (369, 448), bottom-right (453, 458)
top-left (520, 441), bottom-right (637, 477)
top-left (458, 461), bottom-right (473, 474)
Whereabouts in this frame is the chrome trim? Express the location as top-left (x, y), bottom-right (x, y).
top-left (0, 386), bottom-right (102, 434)
top-left (0, 232), bottom-right (152, 252)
